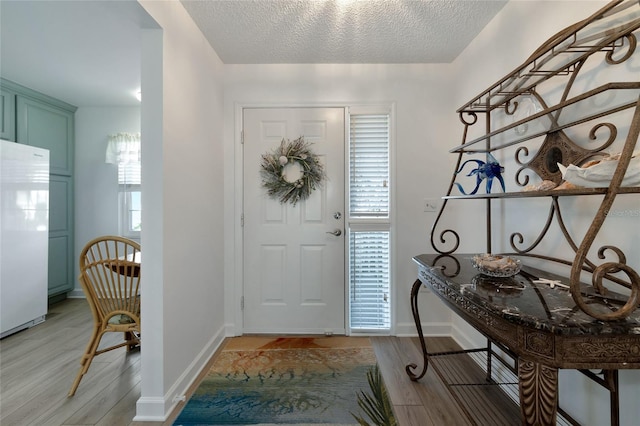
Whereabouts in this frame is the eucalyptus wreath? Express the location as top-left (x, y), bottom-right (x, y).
top-left (260, 137), bottom-right (326, 206)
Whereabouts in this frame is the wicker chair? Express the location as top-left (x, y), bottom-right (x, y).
top-left (68, 236), bottom-right (141, 397)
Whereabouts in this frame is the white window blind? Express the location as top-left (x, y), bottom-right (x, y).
top-left (118, 163), bottom-right (141, 186)
top-left (119, 165), bottom-right (141, 234)
top-left (349, 231), bottom-right (390, 330)
top-left (349, 114), bottom-right (389, 217)
top-left (348, 109), bottom-right (391, 332)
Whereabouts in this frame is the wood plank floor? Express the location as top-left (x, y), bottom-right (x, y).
top-left (1, 298), bottom-right (520, 426)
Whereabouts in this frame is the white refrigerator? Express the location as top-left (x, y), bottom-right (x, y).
top-left (0, 139), bottom-right (49, 338)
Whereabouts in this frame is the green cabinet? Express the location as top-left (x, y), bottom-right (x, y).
top-left (0, 87), bottom-right (16, 141)
top-left (1, 79), bottom-right (76, 300)
top-left (17, 96), bottom-right (74, 175)
top-left (46, 175), bottom-right (74, 297)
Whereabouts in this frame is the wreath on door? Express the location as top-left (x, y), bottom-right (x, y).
top-left (260, 137), bottom-right (326, 206)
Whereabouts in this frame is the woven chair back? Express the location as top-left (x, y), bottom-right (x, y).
top-left (79, 236), bottom-right (141, 325)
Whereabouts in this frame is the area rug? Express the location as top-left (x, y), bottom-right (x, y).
top-left (173, 336), bottom-right (390, 426)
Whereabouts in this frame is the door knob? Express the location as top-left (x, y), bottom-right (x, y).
top-left (326, 229), bottom-right (342, 237)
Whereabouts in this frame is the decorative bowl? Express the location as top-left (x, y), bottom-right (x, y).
top-left (472, 254), bottom-right (521, 278)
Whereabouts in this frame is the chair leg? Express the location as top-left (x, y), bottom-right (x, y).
top-left (68, 326), bottom-right (103, 397)
top-left (125, 331), bottom-right (133, 352)
top-left (124, 331), bottom-right (140, 352)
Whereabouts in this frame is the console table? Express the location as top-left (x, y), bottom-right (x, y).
top-left (406, 254), bottom-right (640, 425)
top-left (408, 2), bottom-right (640, 424)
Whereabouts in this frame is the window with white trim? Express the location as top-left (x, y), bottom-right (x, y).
top-left (106, 133), bottom-right (141, 238)
top-left (348, 108), bottom-right (391, 332)
top-left (118, 162), bottom-right (141, 236)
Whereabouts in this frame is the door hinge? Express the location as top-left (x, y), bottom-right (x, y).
top-left (240, 296), bottom-right (244, 310)
top-left (240, 130), bottom-right (244, 144)
top-left (240, 213), bottom-right (244, 227)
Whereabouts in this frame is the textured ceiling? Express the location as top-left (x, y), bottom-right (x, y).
top-left (180, 0), bottom-right (508, 64)
top-left (0, 0), bottom-right (508, 108)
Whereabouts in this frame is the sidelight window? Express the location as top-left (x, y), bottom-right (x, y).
top-left (348, 107), bottom-right (392, 332)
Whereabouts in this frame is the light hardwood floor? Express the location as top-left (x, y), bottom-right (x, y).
top-left (1, 298), bottom-right (517, 426)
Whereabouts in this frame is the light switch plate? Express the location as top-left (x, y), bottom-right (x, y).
top-left (423, 198), bottom-right (439, 212)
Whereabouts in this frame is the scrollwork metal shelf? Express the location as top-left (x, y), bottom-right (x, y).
top-left (450, 82), bottom-right (640, 154)
top-left (457, 1), bottom-right (640, 114)
top-left (442, 186), bottom-right (640, 199)
top-left (431, 0), bottom-right (640, 322)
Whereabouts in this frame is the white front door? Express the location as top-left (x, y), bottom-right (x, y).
top-left (242, 107), bottom-right (345, 334)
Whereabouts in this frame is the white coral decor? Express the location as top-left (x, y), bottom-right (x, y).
top-left (558, 150), bottom-right (640, 188)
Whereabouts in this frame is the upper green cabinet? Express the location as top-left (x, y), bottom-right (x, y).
top-left (1, 78), bottom-right (76, 300)
top-left (17, 96), bottom-right (74, 175)
top-left (0, 87), bottom-right (16, 141)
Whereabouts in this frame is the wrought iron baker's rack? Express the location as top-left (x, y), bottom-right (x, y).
top-left (430, 0), bottom-right (640, 321)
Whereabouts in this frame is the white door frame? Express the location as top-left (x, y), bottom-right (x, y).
top-left (229, 103), bottom-right (351, 336)
top-left (227, 102), bottom-right (398, 337)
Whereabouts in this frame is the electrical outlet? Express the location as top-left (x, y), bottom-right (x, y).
top-left (423, 198), bottom-right (439, 212)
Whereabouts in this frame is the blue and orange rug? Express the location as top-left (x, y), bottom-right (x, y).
top-left (173, 336), bottom-right (380, 425)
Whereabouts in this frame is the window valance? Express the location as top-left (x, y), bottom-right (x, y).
top-left (105, 132), bottom-right (141, 164)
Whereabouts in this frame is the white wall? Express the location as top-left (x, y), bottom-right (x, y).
top-left (136, 0), bottom-right (226, 420)
top-left (73, 107), bottom-right (140, 296)
top-left (222, 64), bottom-right (460, 337)
top-left (124, 0), bottom-right (638, 422)
top-left (448, 1), bottom-right (640, 425)
top-left (223, 1), bottom-right (639, 424)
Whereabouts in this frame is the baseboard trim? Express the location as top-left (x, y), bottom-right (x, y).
top-left (67, 289), bottom-right (85, 298)
top-left (450, 322), bottom-right (480, 350)
top-left (394, 321), bottom-right (453, 337)
top-left (133, 325), bottom-right (226, 421)
top-left (133, 396), bottom-right (166, 421)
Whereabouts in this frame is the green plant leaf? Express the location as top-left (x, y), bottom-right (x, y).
top-left (351, 365), bottom-right (397, 426)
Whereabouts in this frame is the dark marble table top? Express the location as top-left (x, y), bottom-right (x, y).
top-left (414, 253), bottom-right (640, 336)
